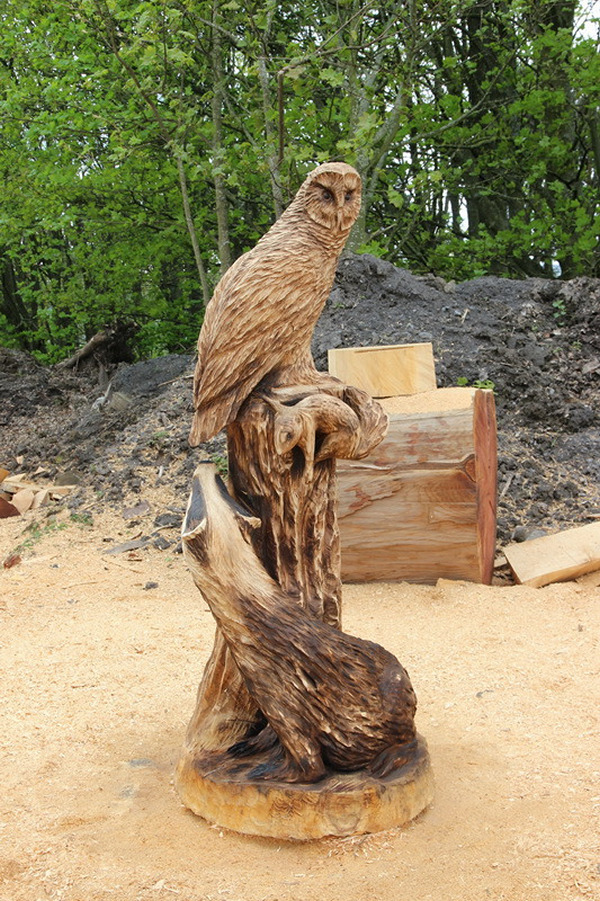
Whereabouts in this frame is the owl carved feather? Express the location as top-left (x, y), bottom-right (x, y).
top-left (189, 162), bottom-right (362, 446)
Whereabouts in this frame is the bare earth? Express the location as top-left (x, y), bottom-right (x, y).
top-left (1, 508), bottom-right (599, 901)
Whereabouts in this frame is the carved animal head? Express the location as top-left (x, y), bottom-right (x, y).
top-left (182, 463), bottom-right (262, 568)
top-left (298, 162), bottom-right (362, 233)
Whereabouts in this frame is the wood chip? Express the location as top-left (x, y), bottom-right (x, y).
top-left (3, 553), bottom-right (22, 569)
top-left (31, 489), bottom-right (51, 510)
top-left (10, 488), bottom-right (35, 514)
top-left (0, 497), bottom-right (20, 519)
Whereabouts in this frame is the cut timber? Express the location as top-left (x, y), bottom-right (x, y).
top-left (176, 734), bottom-right (434, 841)
top-left (336, 387), bottom-right (497, 584)
top-left (328, 343), bottom-right (436, 397)
top-left (504, 521), bottom-right (600, 587)
top-left (10, 488), bottom-right (35, 514)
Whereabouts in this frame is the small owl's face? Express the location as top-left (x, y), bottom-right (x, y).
top-left (301, 163), bottom-right (362, 233)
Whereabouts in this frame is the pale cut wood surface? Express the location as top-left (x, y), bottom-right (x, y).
top-left (337, 387), bottom-right (497, 584)
top-left (176, 734), bottom-right (434, 840)
top-left (504, 521), bottom-right (600, 587)
top-left (328, 343), bottom-right (436, 397)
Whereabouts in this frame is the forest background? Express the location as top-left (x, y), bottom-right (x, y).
top-left (1, 0), bottom-right (599, 363)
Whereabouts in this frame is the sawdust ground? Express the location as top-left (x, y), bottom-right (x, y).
top-left (1, 510), bottom-right (599, 901)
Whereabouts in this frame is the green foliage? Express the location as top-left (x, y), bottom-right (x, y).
top-left (210, 453), bottom-right (229, 477)
top-left (70, 511), bottom-right (94, 526)
top-left (457, 377), bottom-right (496, 393)
top-left (12, 518), bottom-right (69, 556)
top-left (1, 0), bottom-right (599, 361)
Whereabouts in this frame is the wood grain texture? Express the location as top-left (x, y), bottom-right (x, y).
top-left (328, 343), bottom-right (437, 397)
top-left (189, 163), bottom-right (362, 446)
top-left (181, 461), bottom-right (419, 785)
top-left (337, 387), bottom-right (497, 584)
top-left (504, 521), bottom-right (600, 587)
top-left (176, 733), bottom-right (434, 840)
top-left (179, 162), bottom-right (432, 838)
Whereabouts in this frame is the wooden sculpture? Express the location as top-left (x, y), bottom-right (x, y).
top-left (188, 162), bottom-right (362, 447)
top-left (176, 163), bottom-right (433, 839)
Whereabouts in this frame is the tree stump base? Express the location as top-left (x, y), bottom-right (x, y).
top-left (175, 734), bottom-right (433, 841)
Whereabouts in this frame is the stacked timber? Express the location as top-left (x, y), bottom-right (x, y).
top-left (331, 345), bottom-right (497, 585)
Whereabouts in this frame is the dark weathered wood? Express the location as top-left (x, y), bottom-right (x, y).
top-left (179, 381), bottom-right (390, 758)
top-left (181, 462), bottom-right (418, 784)
top-left (56, 329), bottom-right (113, 370)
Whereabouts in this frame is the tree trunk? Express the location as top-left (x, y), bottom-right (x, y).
top-left (211, 0), bottom-right (232, 273)
top-left (176, 380), bottom-right (434, 838)
top-left (180, 378), bottom-right (389, 758)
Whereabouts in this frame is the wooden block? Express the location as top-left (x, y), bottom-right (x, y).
top-left (1, 477), bottom-right (39, 494)
top-left (10, 488), bottom-right (35, 514)
top-left (504, 522), bottom-right (600, 587)
top-left (31, 489), bottom-right (51, 510)
top-left (49, 485), bottom-right (73, 498)
top-left (337, 387), bottom-right (497, 584)
top-left (328, 343), bottom-right (436, 397)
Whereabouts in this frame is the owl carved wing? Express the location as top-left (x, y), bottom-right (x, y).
top-left (189, 252), bottom-right (320, 446)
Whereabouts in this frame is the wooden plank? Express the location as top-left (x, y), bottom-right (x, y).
top-left (328, 343), bottom-right (436, 397)
top-left (504, 521), bottom-right (600, 587)
top-left (337, 387), bottom-right (497, 584)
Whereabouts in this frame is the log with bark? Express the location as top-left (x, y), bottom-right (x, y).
top-left (56, 320), bottom-right (137, 372)
top-left (337, 387), bottom-right (497, 584)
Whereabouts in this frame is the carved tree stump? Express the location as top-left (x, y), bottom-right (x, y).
top-left (177, 163), bottom-right (433, 839)
top-left (176, 382), bottom-right (434, 839)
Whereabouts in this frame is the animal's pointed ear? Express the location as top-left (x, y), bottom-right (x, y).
top-left (212, 469), bottom-right (262, 543)
top-left (181, 470), bottom-right (208, 540)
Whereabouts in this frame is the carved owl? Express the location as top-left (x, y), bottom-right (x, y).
top-left (189, 162), bottom-right (362, 446)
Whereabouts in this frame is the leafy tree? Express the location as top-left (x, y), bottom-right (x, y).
top-left (0, 0), bottom-right (598, 362)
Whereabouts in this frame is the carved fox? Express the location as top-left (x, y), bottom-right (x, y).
top-left (182, 463), bottom-right (418, 784)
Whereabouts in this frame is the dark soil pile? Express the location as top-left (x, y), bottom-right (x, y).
top-left (2, 254), bottom-right (599, 549)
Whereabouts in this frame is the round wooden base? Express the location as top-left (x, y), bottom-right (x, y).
top-left (175, 735), bottom-right (434, 841)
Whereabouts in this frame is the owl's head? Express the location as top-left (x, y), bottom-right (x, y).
top-left (299, 162), bottom-right (362, 233)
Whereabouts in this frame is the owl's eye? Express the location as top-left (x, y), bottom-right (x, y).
top-left (321, 188), bottom-right (334, 203)
top-left (345, 190), bottom-right (354, 203)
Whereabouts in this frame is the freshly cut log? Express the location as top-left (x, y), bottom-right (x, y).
top-left (336, 387), bottom-right (497, 584)
top-left (504, 521), bottom-right (600, 587)
top-left (328, 343), bottom-right (436, 397)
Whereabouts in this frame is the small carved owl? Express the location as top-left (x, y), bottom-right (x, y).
top-left (189, 162), bottom-right (362, 446)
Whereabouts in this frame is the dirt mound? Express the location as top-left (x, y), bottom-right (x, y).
top-left (1, 255), bottom-right (599, 547)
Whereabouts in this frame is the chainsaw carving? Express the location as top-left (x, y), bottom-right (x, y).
top-left (176, 163), bottom-right (433, 839)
